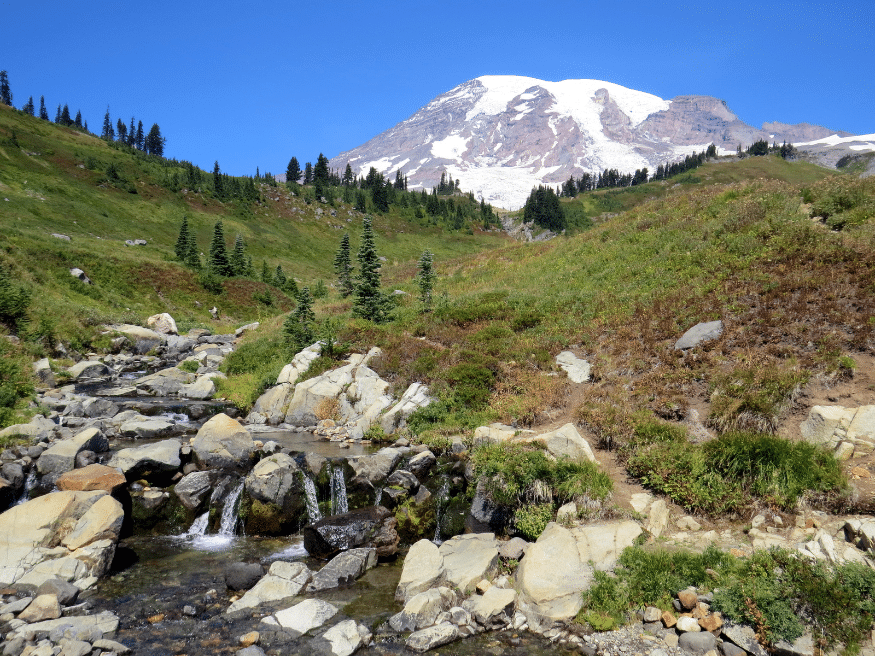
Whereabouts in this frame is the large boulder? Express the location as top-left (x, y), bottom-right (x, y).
top-left (555, 351), bottom-right (592, 383)
top-left (473, 423), bottom-right (534, 444)
top-left (674, 320), bottom-right (723, 350)
top-left (801, 405), bottom-right (875, 459)
top-left (245, 453), bottom-right (302, 507)
top-left (56, 464), bottom-right (127, 494)
top-left (33, 358), bottom-right (56, 388)
top-left (227, 561), bottom-right (312, 613)
top-left (0, 415), bottom-right (56, 442)
top-left (276, 342), bottom-right (324, 385)
top-left (406, 623), bottom-right (460, 653)
top-left (520, 423), bottom-right (597, 463)
top-left (146, 313), bottom-right (178, 335)
top-left (178, 375), bottom-right (218, 400)
top-left (379, 382), bottom-right (432, 434)
top-left (67, 360), bottom-right (112, 380)
top-left (134, 367), bottom-right (195, 396)
top-left (347, 448), bottom-right (402, 485)
top-left (306, 548), bottom-right (377, 592)
top-left (37, 427), bottom-right (109, 477)
top-left (118, 419), bottom-right (175, 439)
top-left (0, 491), bottom-right (123, 589)
top-left (247, 383), bottom-right (294, 425)
top-left (106, 323), bottom-right (164, 354)
top-left (174, 470), bottom-right (218, 510)
top-left (303, 506), bottom-right (399, 559)
top-left (390, 587), bottom-right (457, 632)
top-left (438, 533), bottom-right (500, 595)
top-left (191, 413), bottom-right (254, 469)
top-left (107, 438), bottom-right (181, 481)
top-left (396, 539), bottom-right (444, 603)
top-left (262, 598), bottom-right (338, 635)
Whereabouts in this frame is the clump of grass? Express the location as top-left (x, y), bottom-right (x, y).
top-left (178, 359), bottom-right (199, 373)
top-left (627, 427), bottom-right (846, 515)
top-left (708, 363), bottom-right (808, 434)
top-left (0, 340), bottom-right (35, 428)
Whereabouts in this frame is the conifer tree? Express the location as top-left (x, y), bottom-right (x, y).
top-left (286, 157), bottom-right (301, 184)
top-left (22, 96), bottom-right (34, 116)
top-left (417, 250), bottom-right (435, 310)
top-left (127, 117), bottom-right (136, 146)
top-left (135, 121), bottom-right (144, 150)
top-left (38, 96), bottom-right (48, 120)
top-left (283, 287), bottom-right (315, 352)
top-left (116, 118), bottom-right (127, 143)
top-left (101, 107), bottom-right (113, 140)
top-left (352, 216), bottom-right (390, 323)
top-left (273, 265), bottom-right (287, 289)
top-left (209, 221), bottom-right (231, 276)
top-left (342, 162), bottom-right (354, 187)
top-left (245, 255), bottom-right (255, 278)
top-left (59, 104), bottom-right (71, 126)
top-left (333, 233), bottom-right (354, 297)
top-left (303, 162), bottom-right (313, 185)
top-left (0, 71), bottom-right (11, 106)
top-left (261, 260), bottom-right (271, 284)
top-left (184, 230), bottom-right (200, 268)
top-left (54, 104), bottom-right (61, 123)
top-left (145, 123), bottom-right (165, 156)
top-left (74, 110), bottom-right (82, 128)
top-left (213, 161), bottom-right (224, 199)
top-left (230, 235), bottom-right (247, 276)
top-left (313, 153), bottom-right (330, 187)
top-left (175, 216), bottom-right (191, 260)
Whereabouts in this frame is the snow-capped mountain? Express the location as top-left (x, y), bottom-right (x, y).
top-left (329, 75), bottom-right (851, 210)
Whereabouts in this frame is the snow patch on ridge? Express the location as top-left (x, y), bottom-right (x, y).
top-left (431, 134), bottom-right (470, 159)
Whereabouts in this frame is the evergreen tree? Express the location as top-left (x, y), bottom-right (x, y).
top-left (352, 216), bottom-right (390, 322)
top-left (116, 118), bottom-right (127, 143)
top-left (127, 117), bottom-right (136, 146)
top-left (175, 216), bottom-right (191, 260)
top-left (22, 96), bottom-right (34, 116)
top-left (38, 96), bottom-right (48, 120)
top-left (286, 157), bottom-right (302, 183)
top-left (303, 162), bottom-right (313, 185)
top-left (371, 178), bottom-right (389, 213)
top-left (333, 233), bottom-right (354, 297)
top-left (261, 260), bottom-right (271, 284)
top-left (522, 185), bottom-right (566, 231)
top-left (74, 110), bottom-right (82, 128)
top-left (283, 287), bottom-right (315, 352)
top-left (213, 161), bottom-right (224, 199)
top-left (245, 255), bottom-right (255, 277)
top-left (209, 221), bottom-right (232, 276)
top-left (54, 104), bottom-right (61, 123)
top-left (0, 71), bottom-right (11, 106)
top-left (101, 106), bottom-right (114, 140)
top-left (313, 153), bottom-right (330, 187)
top-left (230, 235), bottom-right (247, 276)
top-left (135, 121), bottom-right (144, 150)
top-left (144, 123), bottom-right (164, 156)
top-left (416, 250), bottom-right (435, 310)
top-left (342, 162), bottom-right (354, 187)
top-left (355, 189), bottom-right (368, 212)
top-left (184, 229), bottom-right (200, 268)
top-left (273, 265), bottom-right (287, 289)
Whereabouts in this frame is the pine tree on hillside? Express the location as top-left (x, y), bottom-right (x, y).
top-left (352, 216), bottom-right (391, 323)
top-left (283, 286), bottom-right (315, 352)
top-left (145, 124), bottom-right (164, 156)
top-left (59, 104), bottom-right (71, 126)
top-left (303, 162), bottom-right (313, 185)
top-left (273, 265), bottom-right (287, 289)
top-left (175, 217), bottom-right (191, 260)
top-left (417, 250), bottom-right (435, 310)
top-left (101, 107), bottom-right (114, 140)
top-left (127, 118), bottom-right (136, 146)
top-left (371, 180), bottom-right (389, 213)
top-left (334, 233), bottom-right (354, 298)
top-left (209, 221), bottom-right (231, 276)
top-left (313, 153), bottom-right (330, 187)
top-left (74, 110), bottom-right (82, 128)
top-left (213, 161), bottom-right (224, 199)
top-left (286, 157), bottom-right (302, 184)
top-left (116, 119), bottom-right (127, 143)
top-left (54, 105), bottom-right (61, 123)
top-left (342, 163), bottom-right (354, 187)
top-left (38, 96), bottom-right (48, 120)
top-left (261, 260), bottom-right (271, 284)
top-left (184, 229), bottom-right (200, 269)
top-left (230, 235), bottom-right (247, 276)
top-left (22, 96), bottom-right (34, 116)
top-left (0, 71), bottom-right (11, 106)
top-left (135, 121), bottom-right (144, 150)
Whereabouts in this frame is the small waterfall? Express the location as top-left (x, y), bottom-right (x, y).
top-left (186, 512), bottom-right (209, 536)
top-left (330, 466), bottom-right (348, 515)
top-left (374, 486), bottom-right (383, 506)
top-left (302, 472), bottom-right (322, 524)
top-left (433, 477), bottom-right (450, 544)
top-left (14, 469), bottom-right (37, 506)
top-left (218, 481), bottom-right (244, 536)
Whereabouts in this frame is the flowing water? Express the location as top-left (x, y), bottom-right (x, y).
top-left (330, 465), bottom-right (349, 515)
top-left (301, 471), bottom-right (322, 524)
top-left (185, 512), bottom-right (209, 537)
top-left (218, 480), bottom-right (244, 536)
top-left (13, 469), bottom-right (37, 506)
top-left (433, 476), bottom-right (450, 544)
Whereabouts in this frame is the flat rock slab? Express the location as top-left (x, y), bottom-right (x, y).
top-left (555, 351), bottom-right (592, 383)
top-left (227, 561), bottom-right (312, 613)
top-left (396, 539), bottom-right (444, 603)
top-left (307, 548), bottom-right (377, 592)
top-left (107, 439), bottom-right (181, 479)
top-left (406, 622), bottom-right (460, 653)
top-left (264, 598), bottom-right (338, 634)
top-left (56, 464), bottom-right (126, 493)
top-left (12, 610), bottom-right (119, 639)
top-left (674, 320), bottom-right (723, 350)
top-left (465, 586), bottom-right (516, 625)
top-left (37, 428), bottom-right (109, 476)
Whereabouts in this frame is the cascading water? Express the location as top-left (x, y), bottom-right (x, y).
top-left (330, 466), bottom-right (348, 515)
top-left (14, 469), bottom-right (37, 506)
top-left (374, 486), bottom-right (383, 506)
top-left (301, 472), bottom-right (322, 524)
top-left (433, 477), bottom-right (450, 544)
top-left (186, 512), bottom-right (209, 536)
top-left (218, 481), bottom-right (244, 536)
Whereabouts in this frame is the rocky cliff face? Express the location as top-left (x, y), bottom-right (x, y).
top-left (329, 75), bottom-right (851, 210)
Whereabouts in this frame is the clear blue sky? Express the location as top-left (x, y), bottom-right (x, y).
top-left (3, 0), bottom-right (872, 177)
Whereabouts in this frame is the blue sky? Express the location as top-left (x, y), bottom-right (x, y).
top-left (3, 0), bottom-right (872, 177)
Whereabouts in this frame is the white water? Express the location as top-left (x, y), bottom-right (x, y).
top-left (219, 481), bottom-right (245, 536)
top-left (330, 466), bottom-right (348, 515)
top-left (302, 472), bottom-right (322, 524)
top-left (374, 486), bottom-right (383, 506)
top-left (14, 469), bottom-right (37, 506)
top-left (186, 512), bottom-right (209, 536)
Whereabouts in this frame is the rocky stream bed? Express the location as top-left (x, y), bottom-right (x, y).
top-left (0, 316), bottom-right (873, 656)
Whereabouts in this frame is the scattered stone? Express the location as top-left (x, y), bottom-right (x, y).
top-left (679, 630), bottom-right (716, 654)
top-left (227, 561), bottom-right (312, 613)
top-left (107, 439), bottom-right (181, 480)
top-left (439, 533), bottom-right (499, 595)
top-left (225, 562), bottom-right (265, 591)
top-left (321, 619), bottom-right (362, 656)
top-left (674, 320), bottom-right (723, 350)
top-left (678, 588), bottom-right (699, 610)
top-left (18, 594), bottom-right (61, 622)
top-left (146, 313), bottom-right (178, 335)
top-left (307, 548), bottom-right (377, 591)
top-left (406, 622), bottom-right (460, 652)
top-left (555, 351), bottom-right (592, 383)
top-left (676, 616), bottom-right (702, 632)
top-left (264, 598), bottom-right (338, 634)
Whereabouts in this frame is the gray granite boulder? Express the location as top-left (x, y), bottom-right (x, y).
top-left (107, 438), bottom-right (181, 480)
top-left (191, 413), bottom-right (254, 469)
top-left (674, 320), bottom-right (723, 350)
top-left (37, 427), bottom-right (109, 477)
top-left (307, 548), bottom-right (377, 592)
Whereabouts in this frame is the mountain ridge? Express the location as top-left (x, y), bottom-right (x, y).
top-left (330, 75), bottom-right (853, 209)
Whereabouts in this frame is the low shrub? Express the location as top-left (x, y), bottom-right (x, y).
top-left (0, 340), bottom-right (34, 428)
top-left (444, 362), bottom-right (495, 410)
top-left (178, 360), bottom-right (199, 373)
top-left (708, 364), bottom-right (808, 434)
top-left (513, 503), bottom-right (554, 541)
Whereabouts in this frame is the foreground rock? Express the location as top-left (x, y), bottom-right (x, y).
top-left (227, 561), bottom-right (312, 613)
top-left (801, 404), bottom-right (875, 460)
top-left (107, 438), bottom-right (181, 481)
top-left (191, 413), bottom-right (254, 469)
top-left (0, 491), bottom-right (123, 590)
top-left (36, 427), bottom-right (109, 478)
top-left (674, 320), bottom-right (724, 350)
top-left (555, 351), bottom-right (592, 383)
